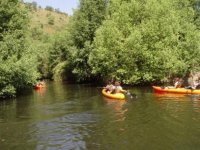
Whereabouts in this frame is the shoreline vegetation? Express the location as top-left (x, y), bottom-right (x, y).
top-left (0, 0), bottom-right (200, 99)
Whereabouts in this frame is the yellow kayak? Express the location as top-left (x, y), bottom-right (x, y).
top-left (152, 86), bottom-right (200, 94)
top-left (102, 89), bottom-right (125, 100)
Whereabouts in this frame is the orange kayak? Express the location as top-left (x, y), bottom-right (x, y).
top-left (102, 89), bottom-right (125, 100)
top-left (34, 84), bottom-right (45, 89)
top-left (152, 86), bottom-right (200, 94)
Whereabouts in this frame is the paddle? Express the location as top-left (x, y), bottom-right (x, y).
top-left (126, 90), bottom-right (137, 99)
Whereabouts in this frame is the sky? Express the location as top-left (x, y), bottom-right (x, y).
top-left (23, 0), bottom-right (79, 15)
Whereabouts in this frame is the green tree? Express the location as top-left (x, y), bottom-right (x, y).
top-left (31, 1), bottom-right (37, 10)
top-left (0, 0), bottom-right (39, 98)
top-left (69, 0), bottom-right (108, 82)
top-left (89, 0), bottom-right (200, 84)
top-left (190, 0), bottom-right (200, 28)
top-left (48, 32), bottom-right (75, 80)
top-left (45, 6), bottom-right (54, 11)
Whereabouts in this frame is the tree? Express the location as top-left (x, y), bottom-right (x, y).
top-left (45, 6), bottom-right (54, 11)
top-left (31, 1), bottom-right (37, 10)
top-left (69, 0), bottom-right (108, 82)
top-left (190, 0), bottom-right (200, 28)
top-left (0, 0), bottom-right (39, 98)
top-left (48, 32), bottom-right (75, 81)
top-left (89, 0), bottom-right (200, 84)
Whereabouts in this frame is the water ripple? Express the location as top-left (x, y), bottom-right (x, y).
top-left (29, 112), bottom-right (98, 150)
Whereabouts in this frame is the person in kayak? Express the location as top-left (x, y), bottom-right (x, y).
top-left (113, 81), bottom-right (127, 94)
top-left (38, 80), bottom-right (45, 86)
top-left (174, 78), bottom-right (183, 88)
top-left (187, 77), bottom-right (200, 89)
top-left (162, 77), bottom-right (182, 89)
top-left (35, 80), bottom-right (46, 88)
top-left (185, 74), bottom-right (198, 89)
top-left (104, 80), bottom-right (115, 93)
top-left (195, 77), bottom-right (200, 89)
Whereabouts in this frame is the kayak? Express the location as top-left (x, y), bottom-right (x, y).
top-left (102, 89), bottom-right (125, 100)
top-left (152, 86), bottom-right (200, 94)
top-left (34, 84), bottom-right (45, 89)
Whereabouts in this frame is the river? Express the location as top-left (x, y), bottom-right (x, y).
top-left (0, 81), bottom-right (200, 150)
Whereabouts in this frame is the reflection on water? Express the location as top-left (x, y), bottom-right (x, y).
top-left (153, 92), bottom-right (200, 123)
top-left (0, 83), bottom-right (200, 150)
top-left (153, 92), bottom-right (200, 110)
top-left (153, 92), bottom-right (187, 101)
top-left (34, 88), bottom-right (46, 97)
top-left (103, 97), bottom-right (127, 122)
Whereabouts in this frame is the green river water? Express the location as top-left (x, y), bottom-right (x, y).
top-left (0, 81), bottom-right (200, 150)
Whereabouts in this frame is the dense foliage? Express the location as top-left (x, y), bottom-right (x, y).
top-left (43, 0), bottom-right (200, 84)
top-left (88, 0), bottom-right (200, 84)
top-left (48, 32), bottom-right (75, 80)
top-left (47, 0), bottom-right (108, 82)
top-left (69, 0), bottom-right (108, 82)
top-left (0, 0), bottom-right (38, 98)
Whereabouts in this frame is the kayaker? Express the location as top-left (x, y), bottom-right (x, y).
top-left (174, 78), bottom-right (182, 88)
top-left (190, 77), bottom-right (200, 89)
top-left (113, 81), bottom-right (127, 94)
top-left (186, 74), bottom-right (196, 89)
top-left (195, 77), bottom-right (200, 89)
top-left (165, 78), bottom-right (182, 89)
top-left (37, 80), bottom-right (46, 86)
top-left (104, 80), bottom-right (115, 93)
top-left (40, 80), bottom-right (45, 86)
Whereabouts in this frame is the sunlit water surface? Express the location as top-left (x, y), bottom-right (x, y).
top-left (0, 82), bottom-right (200, 150)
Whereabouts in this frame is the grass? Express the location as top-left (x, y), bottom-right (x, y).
top-left (29, 8), bottom-right (69, 35)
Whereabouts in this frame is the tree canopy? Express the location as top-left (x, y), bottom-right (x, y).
top-left (0, 0), bottom-right (38, 98)
top-left (88, 0), bottom-right (200, 84)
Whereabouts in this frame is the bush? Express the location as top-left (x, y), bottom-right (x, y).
top-left (45, 6), bottom-right (54, 11)
top-left (48, 16), bottom-right (54, 25)
top-left (0, 85), bottom-right (16, 98)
